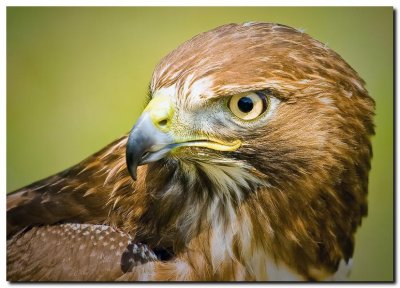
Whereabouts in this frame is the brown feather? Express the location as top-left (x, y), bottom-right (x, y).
top-left (7, 223), bottom-right (157, 281)
top-left (7, 136), bottom-right (132, 238)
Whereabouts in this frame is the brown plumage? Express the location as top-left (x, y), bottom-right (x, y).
top-left (7, 22), bottom-right (375, 281)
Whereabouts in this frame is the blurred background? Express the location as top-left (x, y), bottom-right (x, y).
top-left (6, 7), bottom-right (393, 281)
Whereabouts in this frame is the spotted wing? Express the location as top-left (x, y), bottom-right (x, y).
top-left (7, 223), bottom-right (157, 281)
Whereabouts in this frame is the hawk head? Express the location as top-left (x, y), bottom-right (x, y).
top-left (123, 23), bottom-right (374, 277)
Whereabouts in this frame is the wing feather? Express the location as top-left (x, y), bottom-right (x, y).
top-left (7, 223), bottom-right (157, 281)
top-left (7, 136), bottom-right (129, 238)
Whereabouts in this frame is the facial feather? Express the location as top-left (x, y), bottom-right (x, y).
top-left (120, 22), bottom-right (374, 279)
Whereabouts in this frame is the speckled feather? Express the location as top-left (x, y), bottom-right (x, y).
top-left (7, 224), bottom-right (157, 281)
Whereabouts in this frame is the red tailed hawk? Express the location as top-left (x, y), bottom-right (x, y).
top-left (7, 22), bottom-right (375, 281)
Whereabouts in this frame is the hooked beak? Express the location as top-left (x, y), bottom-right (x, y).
top-left (126, 95), bottom-right (242, 180)
top-left (125, 112), bottom-right (174, 180)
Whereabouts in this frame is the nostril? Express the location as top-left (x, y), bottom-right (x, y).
top-left (158, 119), bottom-right (168, 127)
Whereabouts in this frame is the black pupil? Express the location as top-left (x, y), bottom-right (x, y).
top-left (237, 97), bottom-right (254, 113)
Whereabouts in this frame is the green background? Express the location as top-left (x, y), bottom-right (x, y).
top-left (6, 7), bottom-right (393, 281)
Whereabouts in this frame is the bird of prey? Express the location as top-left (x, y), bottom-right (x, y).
top-left (7, 22), bottom-right (375, 281)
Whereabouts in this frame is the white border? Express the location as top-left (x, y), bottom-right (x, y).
top-left (1, 2), bottom-right (397, 287)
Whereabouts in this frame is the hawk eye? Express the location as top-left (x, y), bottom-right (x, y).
top-left (228, 92), bottom-right (268, 120)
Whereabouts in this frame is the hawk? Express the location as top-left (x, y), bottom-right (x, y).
top-left (7, 22), bottom-right (375, 281)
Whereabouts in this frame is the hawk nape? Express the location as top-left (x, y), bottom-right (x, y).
top-left (7, 22), bottom-right (374, 281)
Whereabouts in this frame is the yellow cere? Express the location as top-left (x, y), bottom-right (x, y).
top-left (144, 95), bottom-right (174, 131)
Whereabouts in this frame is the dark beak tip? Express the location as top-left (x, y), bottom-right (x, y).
top-left (126, 157), bottom-right (138, 181)
top-left (126, 131), bottom-right (141, 181)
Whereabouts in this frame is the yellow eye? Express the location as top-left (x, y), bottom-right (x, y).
top-left (228, 92), bottom-right (268, 120)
